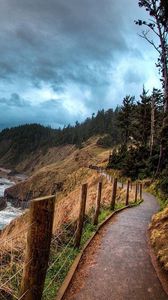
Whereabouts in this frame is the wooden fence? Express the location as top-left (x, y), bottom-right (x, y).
top-left (1, 174), bottom-right (143, 300)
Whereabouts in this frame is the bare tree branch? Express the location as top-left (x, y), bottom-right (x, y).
top-left (138, 31), bottom-right (161, 53)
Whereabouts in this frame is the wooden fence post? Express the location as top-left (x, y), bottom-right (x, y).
top-left (20, 195), bottom-right (56, 300)
top-left (74, 183), bottom-right (88, 248)
top-left (130, 181), bottom-right (132, 190)
top-left (93, 182), bottom-right (102, 225)
top-left (140, 183), bottom-right (143, 200)
top-left (126, 180), bottom-right (130, 206)
top-left (135, 182), bottom-right (138, 202)
top-left (137, 182), bottom-right (139, 193)
top-left (111, 178), bottom-right (117, 210)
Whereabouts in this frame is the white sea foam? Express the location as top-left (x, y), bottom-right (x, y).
top-left (0, 178), bottom-right (22, 229)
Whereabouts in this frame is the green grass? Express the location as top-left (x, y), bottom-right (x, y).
top-left (80, 222), bottom-right (96, 246)
top-left (2, 201), bottom-right (143, 300)
top-left (147, 184), bottom-right (168, 210)
top-left (115, 203), bottom-right (126, 210)
top-left (42, 207), bottom-right (114, 300)
top-left (42, 200), bottom-right (143, 300)
top-left (98, 208), bottom-right (112, 223)
top-left (43, 246), bottom-right (79, 300)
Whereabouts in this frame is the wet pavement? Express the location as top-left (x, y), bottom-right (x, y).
top-left (63, 192), bottom-right (168, 300)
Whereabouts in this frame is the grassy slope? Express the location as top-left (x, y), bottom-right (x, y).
top-left (149, 208), bottom-right (168, 271)
top-left (4, 136), bottom-right (110, 201)
top-left (0, 135), bottom-right (137, 249)
top-left (0, 136), bottom-right (138, 298)
top-left (149, 183), bottom-right (168, 272)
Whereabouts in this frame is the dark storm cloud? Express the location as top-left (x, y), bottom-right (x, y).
top-left (0, 94), bottom-right (76, 130)
top-left (0, 93), bottom-right (30, 107)
top-left (0, 0), bottom-right (136, 87)
top-left (0, 0), bottom-right (159, 129)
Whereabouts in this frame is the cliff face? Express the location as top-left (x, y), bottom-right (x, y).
top-left (4, 137), bottom-right (110, 206)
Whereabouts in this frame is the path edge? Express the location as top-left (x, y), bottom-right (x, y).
top-left (147, 232), bottom-right (168, 296)
top-left (55, 200), bottom-right (143, 300)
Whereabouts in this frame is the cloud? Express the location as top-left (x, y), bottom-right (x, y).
top-left (0, 0), bottom-right (161, 129)
top-left (0, 93), bottom-right (30, 107)
top-left (0, 94), bottom-right (84, 130)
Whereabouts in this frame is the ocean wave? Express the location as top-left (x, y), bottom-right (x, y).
top-left (0, 178), bottom-right (21, 229)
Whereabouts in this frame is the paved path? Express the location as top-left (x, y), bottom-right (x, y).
top-left (63, 192), bottom-right (168, 300)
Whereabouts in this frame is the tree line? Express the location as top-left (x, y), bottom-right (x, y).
top-left (0, 85), bottom-right (165, 178)
top-left (109, 0), bottom-right (168, 198)
top-left (0, 108), bottom-right (121, 166)
top-left (108, 87), bottom-right (165, 178)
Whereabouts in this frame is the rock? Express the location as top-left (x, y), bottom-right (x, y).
top-left (8, 169), bottom-right (18, 176)
top-left (0, 197), bottom-right (6, 211)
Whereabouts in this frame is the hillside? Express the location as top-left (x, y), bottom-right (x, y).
top-left (149, 207), bottom-right (168, 272)
top-left (0, 109), bottom-right (120, 171)
top-left (4, 137), bottom-right (110, 205)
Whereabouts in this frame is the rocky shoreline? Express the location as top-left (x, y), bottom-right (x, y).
top-left (0, 167), bottom-right (28, 210)
top-left (0, 168), bottom-right (26, 229)
top-left (0, 167), bottom-right (27, 184)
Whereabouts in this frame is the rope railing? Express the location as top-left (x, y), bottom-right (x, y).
top-left (0, 257), bottom-right (33, 290)
top-left (0, 220), bottom-right (35, 300)
top-left (51, 219), bottom-right (76, 246)
top-left (0, 221), bottom-right (35, 245)
top-left (43, 229), bottom-right (77, 297)
top-left (48, 230), bottom-right (77, 272)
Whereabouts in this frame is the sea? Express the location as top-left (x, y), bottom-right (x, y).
top-left (0, 177), bottom-right (22, 230)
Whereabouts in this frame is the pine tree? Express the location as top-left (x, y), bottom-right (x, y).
top-left (118, 96), bottom-right (135, 146)
top-left (133, 87), bottom-right (151, 147)
top-left (135, 0), bottom-right (168, 174)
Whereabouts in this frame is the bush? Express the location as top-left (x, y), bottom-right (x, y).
top-left (96, 135), bottom-right (114, 148)
top-left (107, 145), bottom-right (160, 180)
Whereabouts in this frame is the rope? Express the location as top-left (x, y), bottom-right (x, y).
top-left (0, 258), bottom-right (32, 290)
top-left (18, 289), bottom-right (30, 300)
top-left (51, 219), bottom-right (76, 245)
top-left (0, 222), bottom-right (35, 244)
top-left (43, 246), bottom-right (75, 293)
top-left (0, 289), bottom-right (14, 300)
top-left (48, 229), bottom-right (76, 272)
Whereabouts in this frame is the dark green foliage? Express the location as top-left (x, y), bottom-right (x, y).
top-left (150, 166), bottom-right (168, 210)
top-left (108, 145), bottom-right (151, 180)
top-left (117, 95), bottom-right (135, 145)
top-left (107, 88), bottom-right (166, 182)
top-left (96, 134), bottom-right (114, 148)
top-left (0, 109), bottom-right (122, 166)
top-left (108, 145), bottom-right (165, 180)
top-left (0, 124), bottom-right (56, 164)
top-left (133, 87), bottom-right (151, 147)
top-left (158, 167), bottom-right (168, 195)
top-left (160, 0), bottom-right (168, 28)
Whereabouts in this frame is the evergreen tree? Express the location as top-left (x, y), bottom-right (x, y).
top-left (133, 87), bottom-right (151, 147)
top-left (118, 96), bottom-right (135, 146)
top-left (135, 0), bottom-right (168, 174)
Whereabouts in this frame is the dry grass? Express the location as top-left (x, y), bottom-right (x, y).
top-left (149, 207), bottom-right (168, 271)
top-left (5, 137), bottom-right (111, 202)
top-left (0, 136), bottom-right (137, 296)
top-left (0, 171), bottom-right (136, 298)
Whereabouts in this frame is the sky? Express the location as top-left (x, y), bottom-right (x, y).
top-left (0, 0), bottom-right (161, 130)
